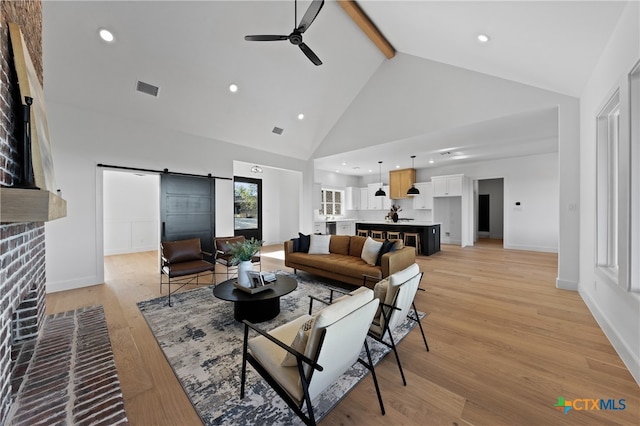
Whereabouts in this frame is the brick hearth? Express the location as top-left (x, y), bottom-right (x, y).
top-left (7, 306), bottom-right (128, 425)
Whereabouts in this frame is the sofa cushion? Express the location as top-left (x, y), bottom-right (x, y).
top-left (308, 234), bottom-right (331, 254)
top-left (298, 233), bottom-right (311, 253)
top-left (348, 235), bottom-right (367, 257)
top-left (329, 235), bottom-right (350, 255)
top-left (361, 237), bottom-right (383, 266)
top-left (286, 252), bottom-right (382, 280)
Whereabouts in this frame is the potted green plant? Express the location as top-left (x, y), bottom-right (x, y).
top-left (228, 238), bottom-right (262, 287)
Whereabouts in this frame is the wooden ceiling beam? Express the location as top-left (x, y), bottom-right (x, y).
top-left (337, 0), bottom-right (395, 59)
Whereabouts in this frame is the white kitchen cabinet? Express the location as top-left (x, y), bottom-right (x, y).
top-left (336, 221), bottom-right (355, 235)
top-left (382, 186), bottom-right (391, 210)
top-left (313, 222), bottom-right (325, 234)
top-left (360, 188), bottom-right (369, 210)
top-left (367, 183), bottom-right (391, 210)
top-left (432, 174), bottom-right (463, 197)
top-left (345, 187), bottom-right (361, 210)
top-left (412, 182), bottom-right (433, 209)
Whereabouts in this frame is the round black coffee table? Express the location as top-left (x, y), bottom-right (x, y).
top-left (213, 274), bottom-right (298, 322)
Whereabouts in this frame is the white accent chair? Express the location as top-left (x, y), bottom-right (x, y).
top-left (240, 287), bottom-right (385, 426)
top-left (368, 263), bottom-right (429, 386)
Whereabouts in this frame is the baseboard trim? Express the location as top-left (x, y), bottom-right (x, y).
top-left (580, 288), bottom-right (640, 386)
top-left (556, 277), bottom-right (578, 291)
top-left (46, 276), bottom-right (104, 293)
top-left (503, 243), bottom-right (558, 253)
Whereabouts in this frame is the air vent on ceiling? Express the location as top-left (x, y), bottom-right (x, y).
top-left (136, 80), bottom-right (160, 97)
top-left (272, 126), bottom-right (284, 135)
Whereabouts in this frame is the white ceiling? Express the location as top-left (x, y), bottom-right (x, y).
top-left (41, 1), bottom-right (628, 176)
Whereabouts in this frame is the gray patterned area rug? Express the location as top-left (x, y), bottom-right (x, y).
top-left (137, 272), bottom-right (424, 425)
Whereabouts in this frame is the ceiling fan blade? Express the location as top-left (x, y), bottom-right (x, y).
top-left (296, 0), bottom-right (324, 33)
top-left (244, 35), bottom-right (289, 41)
top-left (299, 43), bottom-right (322, 66)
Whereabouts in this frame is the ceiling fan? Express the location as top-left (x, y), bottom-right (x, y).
top-left (245, 0), bottom-right (325, 66)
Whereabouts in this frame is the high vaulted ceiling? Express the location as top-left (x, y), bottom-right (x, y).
top-left (41, 1), bottom-right (628, 176)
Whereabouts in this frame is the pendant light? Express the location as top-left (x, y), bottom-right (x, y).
top-left (375, 161), bottom-right (386, 197)
top-left (406, 155), bottom-right (420, 195)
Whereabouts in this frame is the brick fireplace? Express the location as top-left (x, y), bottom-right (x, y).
top-left (1, 4), bottom-right (128, 424)
top-left (0, 1), bottom-right (47, 423)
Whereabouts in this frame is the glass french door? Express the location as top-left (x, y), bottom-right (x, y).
top-left (234, 176), bottom-right (262, 241)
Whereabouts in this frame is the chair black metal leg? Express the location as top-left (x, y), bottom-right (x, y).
top-left (411, 302), bottom-right (429, 351)
top-left (386, 329), bottom-right (407, 386)
top-left (298, 362), bottom-right (316, 426)
top-left (240, 325), bottom-right (249, 399)
top-left (362, 339), bottom-right (385, 415)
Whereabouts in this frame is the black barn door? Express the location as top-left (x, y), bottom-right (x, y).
top-left (160, 174), bottom-right (215, 256)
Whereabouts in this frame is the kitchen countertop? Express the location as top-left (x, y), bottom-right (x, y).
top-left (355, 220), bottom-right (440, 226)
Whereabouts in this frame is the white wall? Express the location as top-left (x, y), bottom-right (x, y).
top-left (578, 1), bottom-right (640, 385)
top-left (103, 171), bottom-right (159, 255)
top-left (316, 52), bottom-right (579, 290)
top-left (234, 161), bottom-right (302, 245)
top-left (417, 153), bottom-right (559, 253)
top-left (44, 103), bottom-right (311, 292)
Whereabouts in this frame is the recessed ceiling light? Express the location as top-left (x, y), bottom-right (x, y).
top-left (229, 83), bottom-right (238, 93)
top-left (429, 159), bottom-right (434, 164)
top-left (98, 28), bottom-right (115, 42)
top-left (298, 113), bottom-right (305, 120)
top-left (341, 162), bottom-right (347, 166)
top-left (477, 34), bottom-right (490, 43)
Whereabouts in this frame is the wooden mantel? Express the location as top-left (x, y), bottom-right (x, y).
top-left (0, 188), bottom-right (67, 223)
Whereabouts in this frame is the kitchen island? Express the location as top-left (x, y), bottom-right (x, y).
top-left (355, 221), bottom-right (441, 256)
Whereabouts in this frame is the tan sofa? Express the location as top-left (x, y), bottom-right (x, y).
top-left (284, 235), bottom-right (416, 286)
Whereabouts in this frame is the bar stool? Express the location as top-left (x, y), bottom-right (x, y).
top-left (404, 232), bottom-right (421, 255)
top-left (357, 229), bottom-right (369, 237)
top-left (370, 230), bottom-right (385, 240)
top-left (386, 231), bottom-right (402, 240)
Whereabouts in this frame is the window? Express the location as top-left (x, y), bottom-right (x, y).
top-left (234, 178), bottom-right (260, 230)
top-left (595, 91), bottom-right (620, 284)
top-left (629, 61), bottom-right (640, 292)
top-left (320, 189), bottom-right (343, 216)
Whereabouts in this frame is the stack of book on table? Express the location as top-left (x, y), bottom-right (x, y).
top-left (246, 271), bottom-right (277, 288)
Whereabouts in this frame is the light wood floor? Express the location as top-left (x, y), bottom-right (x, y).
top-left (45, 241), bottom-right (639, 425)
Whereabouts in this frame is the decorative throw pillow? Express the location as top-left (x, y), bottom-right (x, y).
top-left (307, 234), bottom-right (331, 254)
top-left (298, 233), bottom-right (311, 253)
top-left (372, 277), bottom-right (390, 321)
top-left (375, 239), bottom-right (396, 266)
top-left (281, 317), bottom-right (314, 367)
top-left (291, 238), bottom-right (300, 252)
top-left (361, 237), bottom-right (383, 266)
